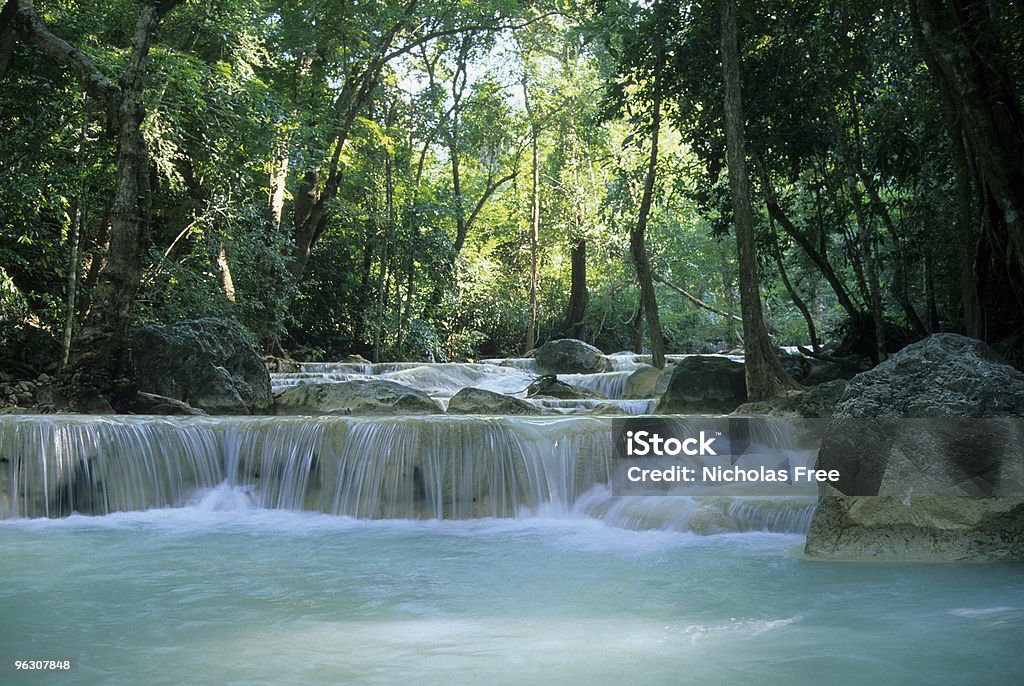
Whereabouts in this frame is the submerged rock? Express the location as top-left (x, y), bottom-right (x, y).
top-left (132, 318), bottom-right (272, 415)
top-left (446, 387), bottom-right (541, 415)
top-left (805, 334), bottom-right (1024, 561)
top-left (655, 356), bottom-right (747, 414)
top-left (274, 379), bottom-right (442, 415)
top-left (533, 339), bottom-right (612, 374)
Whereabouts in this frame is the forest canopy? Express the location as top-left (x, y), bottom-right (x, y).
top-left (2, 0), bottom-right (1022, 382)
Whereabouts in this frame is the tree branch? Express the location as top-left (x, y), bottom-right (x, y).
top-left (653, 271), bottom-right (743, 323)
top-left (9, 0), bottom-right (118, 113)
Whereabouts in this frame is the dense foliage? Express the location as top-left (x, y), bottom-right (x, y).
top-left (2, 0), bottom-right (1021, 371)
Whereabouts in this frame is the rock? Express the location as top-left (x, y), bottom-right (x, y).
top-left (777, 351), bottom-right (812, 383)
top-left (342, 354), bottom-right (372, 364)
top-left (132, 318), bottom-right (273, 415)
top-left (805, 494), bottom-right (1024, 561)
top-left (274, 379), bottom-right (442, 415)
top-left (263, 356), bottom-right (300, 373)
top-left (802, 358), bottom-right (864, 386)
top-left (792, 379), bottom-right (849, 418)
top-left (805, 334), bottom-right (1024, 560)
top-left (829, 334), bottom-right (1024, 418)
top-left (526, 375), bottom-right (607, 400)
top-left (533, 339), bottom-right (612, 374)
top-left (127, 392), bottom-right (207, 416)
top-left (731, 379), bottom-right (848, 420)
top-left (623, 365), bottom-right (673, 399)
top-left (655, 356), bottom-right (747, 414)
top-left (446, 387), bottom-right (541, 415)
top-left (586, 403), bottom-right (629, 415)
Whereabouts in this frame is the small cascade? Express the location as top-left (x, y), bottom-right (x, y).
top-left (319, 416), bottom-right (611, 518)
top-left (299, 361), bottom-right (433, 374)
top-left (557, 371), bottom-right (633, 399)
top-left (272, 362), bottom-right (536, 400)
top-left (605, 353), bottom-right (651, 371)
top-left (0, 415), bottom-right (222, 518)
top-left (524, 398), bottom-right (658, 415)
top-left (380, 363), bottom-right (534, 398)
top-left (220, 417), bottom-right (327, 511)
top-left (479, 357), bottom-right (539, 371)
top-left (270, 372), bottom-right (368, 392)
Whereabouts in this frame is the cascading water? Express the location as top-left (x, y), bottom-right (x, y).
top-left (0, 414), bottom-right (815, 533)
top-left (557, 371), bottom-right (633, 399)
top-left (0, 415), bottom-right (222, 518)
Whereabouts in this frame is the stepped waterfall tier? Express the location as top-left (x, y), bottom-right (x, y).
top-left (0, 414), bottom-right (817, 532)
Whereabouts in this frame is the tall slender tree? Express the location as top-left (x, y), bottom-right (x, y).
top-left (718, 0), bottom-right (796, 399)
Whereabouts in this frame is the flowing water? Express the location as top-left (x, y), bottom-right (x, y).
top-left (1, 411), bottom-right (1022, 684)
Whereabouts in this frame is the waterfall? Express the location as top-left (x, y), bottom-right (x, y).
top-left (0, 415), bottom-right (222, 518)
top-left (0, 414), bottom-right (817, 533)
top-left (556, 371), bottom-right (633, 399)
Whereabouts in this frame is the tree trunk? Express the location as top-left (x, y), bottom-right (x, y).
top-left (630, 12), bottom-right (666, 369)
top-left (217, 245), bottom-right (236, 302)
top-left (912, 0), bottom-right (1024, 343)
top-left (773, 250), bottom-right (819, 352)
top-left (759, 158), bottom-right (864, 325)
top-left (718, 0), bottom-right (796, 399)
top-left (565, 237), bottom-right (588, 339)
top-left (523, 71), bottom-right (540, 352)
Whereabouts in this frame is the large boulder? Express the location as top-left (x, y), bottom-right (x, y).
top-left (132, 318), bottom-right (272, 415)
top-left (655, 356), bottom-right (747, 414)
top-left (533, 339), bottom-right (612, 374)
top-left (805, 334), bottom-right (1024, 560)
top-left (446, 387), bottom-right (541, 415)
top-left (274, 379), bottom-right (442, 415)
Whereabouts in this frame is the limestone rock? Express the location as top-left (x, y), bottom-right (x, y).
top-left (132, 318), bottom-right (272, 415)
top-left (792, 379), bottom-right (849, 418)
top-left (831, 334), bottom-right (1024, 418)
top-left (804, 495), bottom-right (1024, 561)
top-left (274, 379), bottom-right (442, 415)
top-left (731, 380), bottom-right (846, 419)
top-left (623, 365), bottom-right (673, 399)
top-left (777, 351), bottom-right (812, 383)
top-left (446, 387), bottom-right (541, 415)
top-left (655, 356), bottom-right (746, 414)
top-left (805, 334), bottom-right (1024, 560)
top-left (802, 358), bottom-right (863, 386)
top-left (533, 339), bottom-right (612, 374)
top-left (527, 375), bottom-right (606, 400)
top-left (264, 356), bottom-right (300, 373)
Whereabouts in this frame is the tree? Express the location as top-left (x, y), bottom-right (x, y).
top-left (911, 0), bottom-right (1024, 348)
top-left (3, 0), bottom-right (184, 410)
top-left (718, 0), bottom-right (796, 399)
